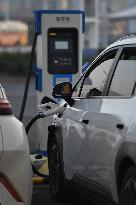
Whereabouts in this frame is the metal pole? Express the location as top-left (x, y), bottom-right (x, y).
top-left (79, 0), bottom-right (84, 9)
top-left (100, 0), bottom-right (109, 48)
top-left (43, 0), bottom-right (49, 9)
top-left (95, 0), bottom-right (100, 49)
top-left (4, 0), bottom-right (10, 20)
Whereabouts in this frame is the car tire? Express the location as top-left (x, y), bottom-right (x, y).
top-left (119, 167), bottom-right (136, 205)
top-left (48, 137), bottom-right (69, 201)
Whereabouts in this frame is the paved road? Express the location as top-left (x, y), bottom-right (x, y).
top-left (32, 185), bottom-right (97, 205)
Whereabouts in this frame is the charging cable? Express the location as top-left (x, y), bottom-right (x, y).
top-left (19, 32), bottom-right (38, 121)
top-left (25, 102), bottom-right (66, 178)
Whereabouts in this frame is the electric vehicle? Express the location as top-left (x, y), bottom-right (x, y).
top-left (47, 36), bottom-right (136, 205)
top-left (0, 84), bottom-right (32, 205)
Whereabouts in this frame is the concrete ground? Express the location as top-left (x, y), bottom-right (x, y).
top-left (32, 184), bottom-right (97, 205)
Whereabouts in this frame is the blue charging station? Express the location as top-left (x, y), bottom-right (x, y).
top-left (34, 10), bottom-right (85, 151)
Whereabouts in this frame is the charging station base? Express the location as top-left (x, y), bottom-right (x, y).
top-left (30, 154), bottom-right (49, 185)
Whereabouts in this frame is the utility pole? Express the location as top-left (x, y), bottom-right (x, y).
top-left (95, 0), bottom-right (100, 49)
top-left (4, 0), bottom-right (10, 20)
top-left (100, 0), bottom-right (109, 48)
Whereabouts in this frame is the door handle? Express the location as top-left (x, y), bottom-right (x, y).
top-left (116, 124), bottom-right (124, 130)
top-left (82, 119), bottom-right (89, 124)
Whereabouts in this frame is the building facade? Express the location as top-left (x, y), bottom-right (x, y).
top-left (0, 0), bottom-right (135, 48)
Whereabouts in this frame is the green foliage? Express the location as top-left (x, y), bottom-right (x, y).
top-left (0, 49), bottom-right (101, 76)
top-left (0, 52), bottom-right (32, 76)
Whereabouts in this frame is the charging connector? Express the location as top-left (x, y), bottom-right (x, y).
top-left (19, 32), bottom-right (38, 121)
top-left (25, 102), bottom-right (66, 178)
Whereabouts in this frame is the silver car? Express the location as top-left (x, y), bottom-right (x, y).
top-left (48, 36), bottom-right (136, 205)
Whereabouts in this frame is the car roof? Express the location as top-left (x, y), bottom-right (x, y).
top-left (105, 36), bottom-right (136, 52)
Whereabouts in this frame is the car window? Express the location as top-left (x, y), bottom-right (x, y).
top-left (72, 49), bottom-right (118, 98)
top-left (72, 74), bottom-right (85, 97)
top-left (108, 47), bottom-right (136, 97)
top-left (79, 49), bottom-right (118, 98)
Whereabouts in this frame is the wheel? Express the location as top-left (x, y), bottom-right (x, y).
top-left (120, 167), bottom-right (136, 205)
top-left (48, 137), bottom-right (67, 200)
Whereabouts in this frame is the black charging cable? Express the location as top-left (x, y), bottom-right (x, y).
top-left (25, 113), bottom-right (49, 179)
top-left (19, 32), bottom-right (38, 121)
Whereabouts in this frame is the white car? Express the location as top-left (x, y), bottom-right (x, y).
top-left (0, 84), bottom-right (32, 205)
top-left (48, 36), bottom-right (136, 205)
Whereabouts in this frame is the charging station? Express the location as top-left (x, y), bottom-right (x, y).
top-left (34, 10), bottom-right (85, 151)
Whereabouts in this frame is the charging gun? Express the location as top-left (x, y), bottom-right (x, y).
top-left (25, 101), bottom-right (66, 178)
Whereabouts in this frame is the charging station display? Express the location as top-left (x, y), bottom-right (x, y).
top-left (48, 28), bottom-right (78, 74)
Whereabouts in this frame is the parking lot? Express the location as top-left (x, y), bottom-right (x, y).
top-left (32, 184), bottom-right (97, 205)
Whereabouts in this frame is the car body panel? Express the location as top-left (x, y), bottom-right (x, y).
top-left (62, 98), bottom-right (100, 179)
top-left (51, 36), bottom-right (136, 204)
top-left (0, 116), bottom-right (32, 205)
top-left (0, 182), bottom-right (25, 205)
top-left (0, 84), bottom-right (32, 204)
top-left (89, 97), bottom-right (136, 202)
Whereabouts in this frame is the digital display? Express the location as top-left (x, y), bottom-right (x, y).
top-left (55, 41), bottom-right (69, 50)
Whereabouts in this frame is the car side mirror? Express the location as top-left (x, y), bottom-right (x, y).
top-left (53, 82), bottom-right (72, 98)
top-left (52, 82), bottom-right (74, 106)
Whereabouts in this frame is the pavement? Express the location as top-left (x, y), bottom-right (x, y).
top-left (32, 185), bottom-right (97, 205)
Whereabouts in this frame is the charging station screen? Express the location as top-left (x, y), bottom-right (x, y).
top-left (55, 41), bottom-right (69, 50)
top-left (48, 28), bottom-right (78, 74)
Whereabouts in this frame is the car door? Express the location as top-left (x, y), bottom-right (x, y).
top-left (89, 46), bottom-right (136, 190)
top-left (62, 48), bottom-right (119, 180)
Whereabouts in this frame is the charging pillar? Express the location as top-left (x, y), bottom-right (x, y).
top-left (34, 10), bottom-right (85, 152)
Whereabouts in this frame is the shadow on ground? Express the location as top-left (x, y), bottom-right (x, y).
top-left (31, 185), bottom-right (98, 205)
